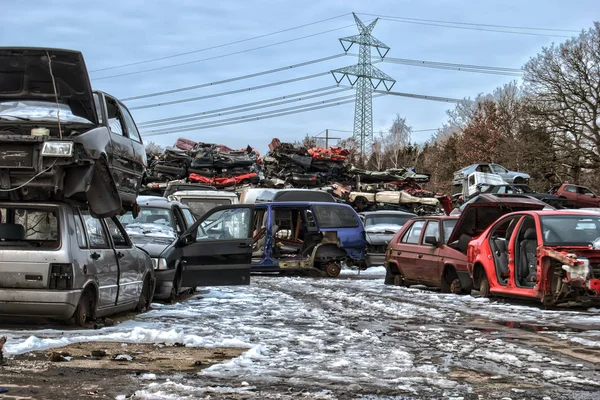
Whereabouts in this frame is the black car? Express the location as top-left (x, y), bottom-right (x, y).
top-left (118, 196), bottom-right (197, 302)
top-left (0, 48), bottom-right (146, 218)
top-left (359, 210), bottom-right (416, 268)
top-left (479, 183), bottom-right (566, 208)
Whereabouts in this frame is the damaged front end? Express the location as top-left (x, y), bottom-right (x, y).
top-left (539, 247), bottom-right (600, 306)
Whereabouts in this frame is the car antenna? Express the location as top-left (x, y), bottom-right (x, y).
top-left (46, 51), bottom-right (62, 139)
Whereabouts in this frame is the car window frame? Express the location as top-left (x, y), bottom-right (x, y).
top-left (104, 216), bottom-right (133, 249)
top-left (118, 100), bottom-right (142, 143)
top-left (104, 94), bottom-right (129, 138)
top-left (81, 211), bottom-right (111, 250)
top-left (421, 220), bottom-right (440, 246)
top-left (401, 220), bottom-right (425, 244)
top-left (73, 208), bottom-right (89, 249)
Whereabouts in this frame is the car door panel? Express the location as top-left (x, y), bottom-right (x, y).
top-left (105, 217), bottom-right (140, 304)
top-left (81, 212), bottom-right (120, 309)
top-left (178, 205), bottom-right (254, 288)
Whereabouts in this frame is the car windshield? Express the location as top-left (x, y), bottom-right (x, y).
top-left (0, 100), bottom-right (94, 124)
top-left (0, 206), bottom-right (59, 249)
top-left (118, 207), bottom-right (177, 239)
top-left (181, 198), bottom-right (233, 219)
top-left (540, 215), bottom-right (600, 246)
top-left (442, 219), bottom-right (458, 243)
top-left (364, 215), bottom-right (412, 234)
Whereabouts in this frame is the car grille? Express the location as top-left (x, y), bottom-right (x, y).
top-left (368, 245), bottom-right (387, 254)
top-left (0, 143), bottom-right (34, 168)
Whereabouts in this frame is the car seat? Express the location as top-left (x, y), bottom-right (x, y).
top-left (519, 228), bottom-right (538, 285)
top-left (0, 223), bottom-right (25, 241)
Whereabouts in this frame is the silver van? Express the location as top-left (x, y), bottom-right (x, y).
top-left (0, 202), bottom-right (155, 326)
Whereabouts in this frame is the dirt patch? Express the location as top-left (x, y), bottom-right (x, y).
top-left (0, 342), bottom-right (245, 399)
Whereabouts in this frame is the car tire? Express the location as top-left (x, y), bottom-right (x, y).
top-left (325, 261), bottom-right (342, 278)
top-left (384, 267), bottom-right (394, 285)
top-left (393, 274), bottom-right (406, 287)
top-left (73, 292), bottom-right (91, 327)
top-left (450, 278), bottom-right (463, 294)
top-left (167, 267), bottom-right (182, 304)
top-left (479, 273), bottom-right (491, 298)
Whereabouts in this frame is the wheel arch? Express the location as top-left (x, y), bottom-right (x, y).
top-left (472, 262), bottom-right (486, 288)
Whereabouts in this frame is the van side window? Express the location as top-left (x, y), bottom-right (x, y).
top-left (74, 212), bottom-right (88, 248)
top-left (105, 97), bottom-right (126, 137)
top-left (402, 221), bottom-right (424, 244)
top-left (81, 212), bottom-right (109, 249)
top-left (105, 217), bottom-right (130, 248)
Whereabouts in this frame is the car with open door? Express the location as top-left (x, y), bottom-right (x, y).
top-left (173, 205), bottom-right (253, 289)
top-left (384, 215), bottom-right (471, 294)
top-left (0, 48), bottom-right (146, 218)
top-left (449, 194), bottom-right (600, 306)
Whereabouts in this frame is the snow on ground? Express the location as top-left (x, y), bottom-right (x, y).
top-left (1, 268), bottom-right (600, 399)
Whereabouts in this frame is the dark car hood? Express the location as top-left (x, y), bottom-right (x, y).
top-left (366, 232), bottom-right (395, 245)
top-left (447, 194), bottom-right (546, 244)
top-left (130, 236), bottom-right (174, 257)
top-left (0, 47), bottom-right (98, 123)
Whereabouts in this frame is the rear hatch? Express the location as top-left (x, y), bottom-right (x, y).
top-left (0, 203), bottom-right (63, 289)
top-left (0, 47), bottom-right (98, 124)
top-left (447, 194), bottom-right (546, 245)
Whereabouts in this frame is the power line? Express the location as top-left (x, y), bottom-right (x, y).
top-left (140, 89), bottom-right (459, 137)
top-left (383, 58), bottom-right (522, 76)
top-left (90, 13), bottom-right (351, 73)
top-left (356, 13), bottom-right (579, 33)
top-left (123, 54), bottom-right (347, 101)
top-left (142, 93), bottom-right (359, 135)
top-left (376, 16), bottom-right (571, 38)
top-left (92, 22), bottom-right (371, 81)
top-left (384, 57), bottom-right (522, 73)
top-left (129, 71), bottom-right (331, 110)
top-left (142, 96), bottom-right (370, 137)
top-left (139, 86), bottom-right (352, 128)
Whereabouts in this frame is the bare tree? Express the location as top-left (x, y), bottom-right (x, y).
top-left (145, 141), bottom-right (165, 156)
top-left (369, 129), bottom-right (386, 170)
top-left (524, 22), bottom-right (600, 178)
top-left (384, 114), bottom-right (412, 168)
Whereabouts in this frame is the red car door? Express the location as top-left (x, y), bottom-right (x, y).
top-left (394, 220), bottom-right (425, 282)
top-left (417, 220), bottom-right (442, 285)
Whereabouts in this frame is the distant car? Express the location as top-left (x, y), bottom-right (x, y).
top-left (384, 215), bottom-right (471, 294)
top-left (449, 194), bottom-right (600, 306)
top-left (478, 183), bottom-right (566, 208)
top-left (549, 184), bottom-right (600, 208)
top-left (0, 201), bottom-right (155, 326)
top-left (453, 164), bottom-right (530, 186)
top-left (359, 211), bottom-right (416, 268)
top-left (0, 48), bottom-right (146, 218)
top-left (118, 196), bottom-right (197, 302)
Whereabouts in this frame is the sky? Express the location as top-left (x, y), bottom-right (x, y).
top-left (1, 0), bottom-right (596, 154)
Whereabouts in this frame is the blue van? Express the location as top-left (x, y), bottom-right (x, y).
top-left (176, 201), bottom-right (366, 279)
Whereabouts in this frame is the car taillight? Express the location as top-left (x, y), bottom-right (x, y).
top-left (49, 263), bottom-right (73, 290)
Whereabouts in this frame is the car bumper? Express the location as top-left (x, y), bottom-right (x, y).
top-left (0, 289), bottom-right (82, 319)
top-left (152, 269), bottom-right (176, 300)
top-left (365, 253), bottom-right (386, 268)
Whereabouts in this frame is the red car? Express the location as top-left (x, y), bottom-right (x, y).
top-left (384, 215), bottom-right (472, 294)
top-left (448, 194), bottom-right (600, 306)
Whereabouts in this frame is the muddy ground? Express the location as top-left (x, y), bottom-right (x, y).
top-left (0, 342), bottom-right (244, 399)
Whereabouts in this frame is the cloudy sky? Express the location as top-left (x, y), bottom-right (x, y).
top-left (1, 0), bottom-right (596, 153)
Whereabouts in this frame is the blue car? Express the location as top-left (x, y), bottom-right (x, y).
top-left (175, 202), bottom-right (366, 286)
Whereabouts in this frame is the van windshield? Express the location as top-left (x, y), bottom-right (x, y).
top-left (181, 198), bottom-right (233, 218)
top-left (0, 206), bottom-right (59, 249)
top-left (312, 205), bottom-right (359, 228)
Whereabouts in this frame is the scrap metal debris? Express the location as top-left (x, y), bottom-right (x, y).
top-left (144, 137), bottom-right (451, 215)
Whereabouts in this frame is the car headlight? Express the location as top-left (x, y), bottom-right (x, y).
top-left (151, 258), bottom-right (168, 270)
top-left (42, 141), bottom-right (73, 157)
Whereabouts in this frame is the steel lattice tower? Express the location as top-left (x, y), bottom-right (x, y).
top-left (331, 13), bottom-right (395, 154)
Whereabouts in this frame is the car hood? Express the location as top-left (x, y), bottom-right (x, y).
top-left (0, 47), bottom-right (98, 124)
top-left (366, 232), bottom-right (395, 245)
top-left (447, 194), bottom-right (546, 244)
top-left (130, 236), bottom-right (174, 257)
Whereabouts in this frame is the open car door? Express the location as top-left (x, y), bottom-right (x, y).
top-left (177, 205), bottom-right (254, 287)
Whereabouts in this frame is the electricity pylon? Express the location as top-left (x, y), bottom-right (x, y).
top-left (331, 13), bottom-right (395, 154)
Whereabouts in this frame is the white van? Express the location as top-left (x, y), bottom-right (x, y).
top-left (461, 172), bottom-right (506, 200)
top-left (168, 190), bottom-right (239, 218)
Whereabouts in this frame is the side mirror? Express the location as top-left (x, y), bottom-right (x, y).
top-left (177, 233), bottom-right (193, 247)
top-left (424, 235), bottom-right (439, 247)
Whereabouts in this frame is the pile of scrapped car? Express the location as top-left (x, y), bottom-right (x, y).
top-left (145, 137), bottom-right (450, 216)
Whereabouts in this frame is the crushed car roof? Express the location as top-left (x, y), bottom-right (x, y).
top-left (0, 47), bottom-right (98, 123)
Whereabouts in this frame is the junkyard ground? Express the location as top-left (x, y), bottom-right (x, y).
top-left (1, 268), bottom-right (600, 399)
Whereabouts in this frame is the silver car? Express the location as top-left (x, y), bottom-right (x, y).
top-left (0, 201), bottom-right (155, 326)
top-left (452, 163), bottom-right (530, 186)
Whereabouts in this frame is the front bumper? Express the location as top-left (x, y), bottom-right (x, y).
top-left (365, 253), bottom-right (386, 268)
top-left (0, 288), bottom-right (82, 319)
top-left (152, 268), bottom-right (177, 300)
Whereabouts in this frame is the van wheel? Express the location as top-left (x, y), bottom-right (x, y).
top-left (325, 261), bottom-right (342, 278)
top-left (479, 274), bottom-right (491, 298)
top-left (73, 293), bottom-right (91, 327)
top-left (136, 277), bottom-right (152, 312)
